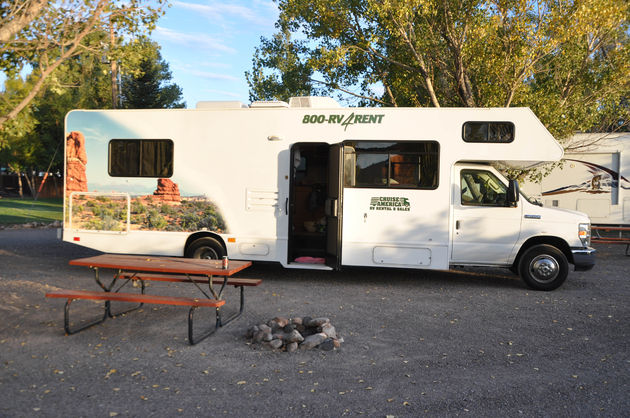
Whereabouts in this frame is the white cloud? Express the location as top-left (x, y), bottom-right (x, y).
top-left (154, 26), bottom-right (237, 54)
top-left (171, 63), bottom-right (240, 82)
top-left (202, 89), bottom-right (243, 98)
top-left (172, 0), bottom-right (277, 27)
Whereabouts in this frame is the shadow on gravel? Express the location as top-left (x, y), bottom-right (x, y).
top-left (243, 262), bottom-right (524, 291)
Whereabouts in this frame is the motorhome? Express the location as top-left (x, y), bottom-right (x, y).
top-left (63, 97), bottom-right (595, 291)
top-left (521, 133), bottom-right (630, 226)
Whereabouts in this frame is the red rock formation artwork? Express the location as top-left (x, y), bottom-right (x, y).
top-left (153, 178), bottom-right (181, 202)
top-left (66, 131), bottom-right (88, 193)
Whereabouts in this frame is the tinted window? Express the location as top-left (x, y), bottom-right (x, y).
top-left (343, 141), bottom-right (439, 189)
top-left (463, 122), bottom-right (514, 143)
top-left (109, 139), bottom-right (173, 177)
top-left (460, 170), bottom-right (508, 206)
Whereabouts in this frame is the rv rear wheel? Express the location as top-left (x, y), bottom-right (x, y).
top-left (185, 237), bottom-right (225, 259)
top-left (518, 244), bottom-right (568, 291)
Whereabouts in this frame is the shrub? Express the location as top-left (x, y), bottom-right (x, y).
top-left (147, 209), bottom-right (167, 230)
top-left (131, 200), bottom-right (146, 214)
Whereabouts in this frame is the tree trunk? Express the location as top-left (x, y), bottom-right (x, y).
top-left (23, 171), bottom-right (35, 199)
top-left (110, 22), bottom-right (118, 109)
top-left (17, 174), bottom-right (23, 199)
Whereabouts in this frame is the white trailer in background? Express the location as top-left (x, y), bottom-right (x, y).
top-left (63, 97), bottom-right (595, 291)
top-left (521, 133), bottom-right (630, 226)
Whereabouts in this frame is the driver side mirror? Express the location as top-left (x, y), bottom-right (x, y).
top-left (506, 179), bottom-right (520, 207)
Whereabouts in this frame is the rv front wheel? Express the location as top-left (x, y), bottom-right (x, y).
top-left (518, 244), bottom-right (568, 291)
top-left (185, 237), bottom-right (225, 260)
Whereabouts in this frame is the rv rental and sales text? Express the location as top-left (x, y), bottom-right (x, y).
top-left (63, 96), bottom-right (595, 291)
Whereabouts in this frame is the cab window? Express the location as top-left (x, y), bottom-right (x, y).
top-left (460, 170), bottom-right (508, 206)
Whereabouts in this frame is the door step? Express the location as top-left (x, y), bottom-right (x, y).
top-left (285, 263), bottom-right (333, 270)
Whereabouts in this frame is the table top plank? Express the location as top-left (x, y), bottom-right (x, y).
top-left (69, 254), bottom-right (252, 276)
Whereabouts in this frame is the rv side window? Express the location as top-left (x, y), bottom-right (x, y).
top-left (463, 122), bottom-right (514, 143)
top-left (343, 141), bottom-right (439, 189)
top-left (109, 139), bottom-right (173, 177)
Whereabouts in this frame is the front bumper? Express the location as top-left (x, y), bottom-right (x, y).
top-left (571, 247), bottom-right (596, 271)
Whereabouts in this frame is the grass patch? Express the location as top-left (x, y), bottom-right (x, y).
top-left (0, 198), bottom-right (63, 225)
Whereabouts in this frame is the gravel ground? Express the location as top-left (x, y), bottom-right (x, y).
top-left (0, 228), bottom-right (628, 417)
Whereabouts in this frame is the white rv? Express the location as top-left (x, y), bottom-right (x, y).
top-left (63, 97), bottom-right (595, 291)
top-left (521, 133), bottom-right (630, 226)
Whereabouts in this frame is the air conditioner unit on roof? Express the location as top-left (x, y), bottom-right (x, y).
top-left (288, 96), bottom-right (341, 108)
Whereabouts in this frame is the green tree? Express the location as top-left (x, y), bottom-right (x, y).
top-left (247, 0), bottom-right (629, 138)
top-left (246, 29), bottom-right (316, 102)
top-left (0, 0), bottom-right (168, 132)
top-left (0, 35), bottom-right (179, 196)
top-left (120, 41), bottom-right (185, 109)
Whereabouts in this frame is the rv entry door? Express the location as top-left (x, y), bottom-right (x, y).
top-left (287, 143), bottom-right (341, 268)
top-left (325, 144), bottom-right (343, 268)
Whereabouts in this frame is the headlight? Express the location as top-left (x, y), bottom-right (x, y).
top-left (578, 223), bottom-right (591, 247)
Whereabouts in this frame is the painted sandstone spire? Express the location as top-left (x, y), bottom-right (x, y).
top-left (153, 178), bottom-right (181, 202)
top-left (66, 131), bottom-right (88, 193)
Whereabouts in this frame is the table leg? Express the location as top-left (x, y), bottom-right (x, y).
top-left (219, 285), bottom-right (245, 327)
top-left (206, 275), bottom-right (228, 300)
top-left (187, 305), bottom-right (222, 345)
top-left (91, 267), bottom-right (145, 319)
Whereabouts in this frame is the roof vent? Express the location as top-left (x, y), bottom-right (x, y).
top-left (289, 96), bottom-right (341, 108)
top-left (250, 100), bottom-right (289, 108)
top-left (196, 101), bottom-right (248, 109)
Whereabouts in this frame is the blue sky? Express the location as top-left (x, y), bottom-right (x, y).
top-left (150, 0), bottom-right (279, 108)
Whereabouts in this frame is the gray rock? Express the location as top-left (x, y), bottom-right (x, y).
top-left (263, 332), bottom-right (273, 342)
top-left (283, 324), bottom-right (295, 333)
top-left (258, 324), bottom-right (271, 333)
top-left (321, 324), bottom-right (336, 339)
top-left (246, 325), bottom-right (259, 339)
top-left (302, 316), bottom-right (312, 327)
top-left (290, 317), bottom-right (303, 326)
top-left (305, 317), bottom-right (330, 328)
top-left (301, 327), bottom-right (317, 337)
top-left (272, 333), bottom-right (285, 340)
top-left (269, 339), bottom-right (283, 349)
top-left (286, 342), bottom-right (298, 353)
top-left (300, 333), bottom-right (327, 350)
top-left (273, 316), bottom-right (289, 328)
top-left (252, 331), bottom-right (265, 343)
top-left (286, 330), bottom-right (304, 343)
top-left (319, 338), bottom-right (335, 351)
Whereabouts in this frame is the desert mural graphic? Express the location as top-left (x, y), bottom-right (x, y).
top-left (65, 130), bottom-right (227, 233)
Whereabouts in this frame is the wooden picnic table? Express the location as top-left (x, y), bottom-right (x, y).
top-left (46, 254), bottom-right (259, 344)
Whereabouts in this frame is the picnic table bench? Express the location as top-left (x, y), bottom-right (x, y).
top-left (591, 226), bottom-right (630, 256)
top-left (46, 254), bottom-right (259, 344)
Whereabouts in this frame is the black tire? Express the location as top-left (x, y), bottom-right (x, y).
top-left (518, 244), bottom-right (568, 291)
top-left (185, 237), bottom-right (225, 259)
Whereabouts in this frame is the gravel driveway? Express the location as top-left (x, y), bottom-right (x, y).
top-left (1, 228), bottom-right (628, 417)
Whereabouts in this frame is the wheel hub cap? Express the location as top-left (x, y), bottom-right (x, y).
top-left (530, 255), bottom-right (559, 283)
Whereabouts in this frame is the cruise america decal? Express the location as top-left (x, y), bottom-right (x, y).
top-left (370, 197), bottom-right (411, 212)
top-left (302, 113), bottom-right (385, 131)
